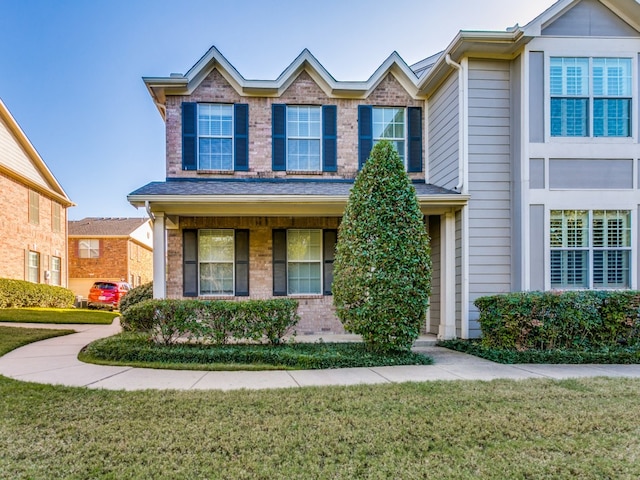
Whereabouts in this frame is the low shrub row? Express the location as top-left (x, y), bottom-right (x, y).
top-left (475, 290), bottom-right (640, 350)
top-left (81, 333), bottom-right (434, 370)
top-left (119, 281), bottom-right (153, 315)
top-left (122, 298), bottom-right (300, 345)
top-left (0, 278), bottom-right (75, 308)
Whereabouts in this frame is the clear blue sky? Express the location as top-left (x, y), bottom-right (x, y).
top-left (0, 0), bottom-right (555, 220)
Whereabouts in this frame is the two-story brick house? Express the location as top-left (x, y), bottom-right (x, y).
top-left (0, 98), bottom-right (74, 287)
top-left (68, 217), bottom-right (153, 300)
top-left (130, 0), bottom-right (640, 338)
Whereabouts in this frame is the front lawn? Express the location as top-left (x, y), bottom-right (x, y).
top-left (0, 326), bottom-right (73, 356)
top-left (0, 374), bottom-right (639, 479)
top-left (0, 307), bottom-right (118, 324)
top-left (79, 332), bottom-right (433, 370)
top-left (440, 339), bottom-right (640, 364)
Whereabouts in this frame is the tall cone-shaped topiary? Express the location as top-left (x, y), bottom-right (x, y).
top-left (333, 141), bottom-right (431, 352)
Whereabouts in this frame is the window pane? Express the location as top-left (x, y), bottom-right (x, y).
top-left (550, 250), bottom-right (588, 289)
top-left (593, 211), bottom-right (631, 248)
top-left (550, 98), bottom-right (588, 136)
top-left (593, 250), bottom-right (629, 288)
top-left (200, 263), bottom-right (234, 295)
top-left (550, 58), bottom-right (589, 96)
top-left (287, 230), bottom-right (321, 261)
top-left (287, 106), bottom-right (321, 171)
top-left (199, 230), bottom-right (234, 262)
top-left (592, 58), bottom-right (632, 96)
top-left (287, 229), bottom-right (322, 294)
top-left (288, 262), bottom-right (321, 295)
top-left (198, 104), bottom-right (233, 170)
top-left (28, 252), bottom-right (39, 283)
top-left (199, 230), bottom-right (234, 295)
top-left (593, 99), bottom-right (630, 137)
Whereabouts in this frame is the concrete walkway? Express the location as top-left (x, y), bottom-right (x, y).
top-left (1, 320), bottom-right (640, 391)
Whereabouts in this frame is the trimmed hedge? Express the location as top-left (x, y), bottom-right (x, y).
top-left (119, 282), bottom-right (153, 315)
top-left (475, 290), bottom-right (640, 350)
top-left (121, 298), bottom-right (300, 345)
top-left (0, 278), bottom-right (75, 308)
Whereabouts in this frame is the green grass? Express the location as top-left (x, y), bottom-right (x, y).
top-left (0, 307), bottom-right (118, 324)
top-left (440, 339), bottom-right (640, 364)
top-left (0, 375), bottom-right (639, 479)
top-left (79, 332), bottom-right (433, 370)
top-left (2, 325), bottom-right (640, 478)
top-left (0, 326), bottom-right (73, 356)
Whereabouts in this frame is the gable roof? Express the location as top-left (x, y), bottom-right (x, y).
top-left (0, 98), bottom-right (73, 207)
top-left (68, 217), bottom-right (150, 237)
top-left (418, 0), bottom-right (640, 95)
top-left (144, 46), bottom-right (421, 118)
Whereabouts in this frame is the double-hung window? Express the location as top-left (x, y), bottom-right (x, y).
top-left (550, 210), bottom-right (631, 289)
top-left (550, 57), bottom-right (632, 137)
top-left (286, 106), bottom-right (322, 171)
top-left (79, 239), bottom-right (99, 258)
top-left (199, 229), bottom-right (235, 295)
top-left (287, 229), bottom-right (322, 295)
top-left (51, 256), bottom-right (61, 286)
top-left (373, 107), bottom-right (405, 162)
top-left (27, 251), bottom-right (39, 283)
top-left (198, 104), bottom-right (233, 170)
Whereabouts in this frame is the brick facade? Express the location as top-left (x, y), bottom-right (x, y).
top-left (0, 170), bottom-right (68, 285)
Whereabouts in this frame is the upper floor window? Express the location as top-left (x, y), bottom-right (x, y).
top-left (79, 239), bottom-right (99, 258)
top-left (198, 104), bottom-right (233, 170)
top-left (287, 106), bottom-right (321, 171)
top-left (550, 210), bottom-right (631, 289)
top-left (373, 107), bottom-right (405, 162)
top-left (550, 57), bottom-right (632, 137)
top-left (52, 203), bottom-right (61, 233)
top-left (358, 105), bottom-right (422, 172)
top-left (29, 190), bottom-right (39, 225)
top-left (182, 102), bottom-right (248, 172)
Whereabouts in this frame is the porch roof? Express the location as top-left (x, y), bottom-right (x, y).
top-left (128, 179), bottom-right (468, 217)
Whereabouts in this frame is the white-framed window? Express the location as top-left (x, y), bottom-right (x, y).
top-left (29, 190), bottom-right (39, 225)
top-left (198, 104), bottom-right (233, 170)
top-left (550, 57), bottom-right (632, 137)
top-left (79, 239), bottom-right (99, 259)
top-left (199, 229), bottom-right (234, 295)
top-left (287, 229), bottom-right (322, 295)
top-left (550, 210), bottom-right (631, 289)
top-left (27, 251), bottom-right (39, 283)
top-left (51, 256), bottom-right (61, 286)
top-left (373, 107), bottom-right (405, 162)
top-left (287, 106), bottom-right (321, 171)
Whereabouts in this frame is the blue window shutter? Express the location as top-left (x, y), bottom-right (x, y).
top-left (272, 104), bottom-right (286, 171)
top-left (235, 229), bottom-right (250, 296)
top-left (407, 107), bottom-right (423, 172)
top-left (323, 229), bottom-right (337, 295)
top-left (183, 229), bottom-right (198, 297)
top-left (358, 105), bottom-right (373, 169)
top-left (182, 103), bottom-right (197, 171)
top-left (234, 104), bottom-right (249, 171)
top-left (322, 105), bottom-right (337, 172)
top-left (272, 229), bottom-right (287, 296)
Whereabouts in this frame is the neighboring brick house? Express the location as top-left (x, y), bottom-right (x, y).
top-left (130, 0), bottom-right (640, 338)
top-left (0, 98), bottom-right (74, 287)
top-left (68, 218), bottom-right (153, 299)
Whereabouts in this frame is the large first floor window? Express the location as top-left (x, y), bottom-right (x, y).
top-left (199, 229), bottom-right (234, 295)
top-left (287, 229), bottom-right (322, 295)
top-left (27, 251), bottom-right (39, 283)
top-left (550, 210), bottom-right (631, 289)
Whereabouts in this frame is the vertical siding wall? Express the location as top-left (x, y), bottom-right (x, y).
top-left (467, 60), bottom-right (512, 337)
top-left (428, 216), bottom-right (441, 335)
top-left (428, 72), bottom-right (460, 189)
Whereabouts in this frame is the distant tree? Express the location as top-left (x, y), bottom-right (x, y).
top-left (332, 141), bottom-right (431, 352)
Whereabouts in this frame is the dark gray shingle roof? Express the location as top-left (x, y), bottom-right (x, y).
top-left (128, 179), bottom-right (459, 197)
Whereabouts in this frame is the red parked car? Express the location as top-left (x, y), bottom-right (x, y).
top-left (87, 281), bottom-right (131, 311)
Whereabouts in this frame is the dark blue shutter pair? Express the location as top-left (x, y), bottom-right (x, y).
top-left (272, 229), bottom-right (337, 296)
top-left (182, 103), bottom-right (249, 171)
top-left (182, 229), bottom-right (250, 297)
top-left (271, 105), bottom-right (337, 172)
top-left (358, 105), bottom-right (423, 172)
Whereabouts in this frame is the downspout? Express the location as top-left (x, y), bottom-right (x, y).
top-left (145, 200), bottom-right (155, 222)
top-left (445, 53), bottom-right (470, 339)
top-left (445, 54), bottom-right (465, 192)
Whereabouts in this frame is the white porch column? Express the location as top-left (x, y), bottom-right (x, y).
top-left (438, 210), bottom-right (457, 340)
top-left (152, 212), bottom-right (166, 299)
